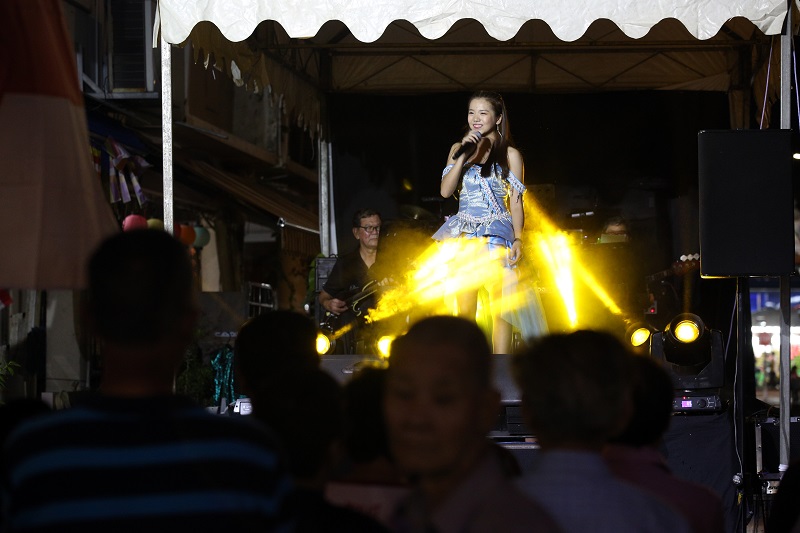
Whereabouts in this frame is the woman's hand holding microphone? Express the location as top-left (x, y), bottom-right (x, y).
top-left (452, 131), bottom-right (482, 160)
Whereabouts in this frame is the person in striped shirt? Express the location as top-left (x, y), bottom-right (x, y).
top-left (1, 230), bottom-right (292, 533)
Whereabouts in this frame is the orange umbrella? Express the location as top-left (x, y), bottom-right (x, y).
top-left (0, 0), bottom-right (117, 289)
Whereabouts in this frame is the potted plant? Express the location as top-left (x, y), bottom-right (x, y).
top-left (0, 358), bottom-right (21, 402)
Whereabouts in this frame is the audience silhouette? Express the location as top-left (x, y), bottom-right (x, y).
top-left (513, 329), bottom-right (691, 533)
top-left (337, 366), bottom-right (403, 484)
top-left (2, 230), bottom-right (753, 533)
top-left (326, 366), bottom-right (408, 526)
top-left (0, 398), bottom-right (51, 447)
top-left (234, 311), bottom-right (388, 532)
top-left (602, 353), bottom-right (725, 533)
top-left (0, 398), bottom-right (52, 520)
top-left (233, 309), bottom-right (320, 394)
top-left (1, 229), bottom-right (292, 532)
top-left (384, 315), bottom-right (561, 533)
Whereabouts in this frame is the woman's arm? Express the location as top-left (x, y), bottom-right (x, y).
top-left (441, 130), bottom-right (485, 197)
top-left (441, 142), bottom-right (465, 197)
top-left (507, 147), bottom-right (525, 265)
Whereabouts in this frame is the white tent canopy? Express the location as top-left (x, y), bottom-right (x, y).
top-left (157, 0), bottom-right (788, 43)
top-left (154, 0), bottom-right (796, 243)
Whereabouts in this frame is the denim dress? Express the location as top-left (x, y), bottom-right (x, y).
top-left (432, 162), bottom-right (548, 340)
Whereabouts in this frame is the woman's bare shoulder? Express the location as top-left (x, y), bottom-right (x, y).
top-left (507, 146), bottom-right (523, 162)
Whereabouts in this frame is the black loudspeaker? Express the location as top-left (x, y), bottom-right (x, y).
top-left (698, 129), bottom-right (794, 277)
top-left (662, 412), bottom-right (739, 532)
top-left (315, 257), bottom-right (338, 291)
top-left (314, 257), bottom-right (338, 325)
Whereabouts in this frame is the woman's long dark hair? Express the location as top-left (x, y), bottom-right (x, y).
top-left (468, 90), bottom-right (514, 178)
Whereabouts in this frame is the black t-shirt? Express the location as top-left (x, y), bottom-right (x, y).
top-left (323, 249), bottom-right (371, 300)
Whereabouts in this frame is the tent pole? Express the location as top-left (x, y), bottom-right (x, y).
top-left (328, 145), bottom-right (337, 256)
top-left (778, 0), bottom-right (792, 475)
top-left (160, 33), bottom-right (174, 235)
top-left (319, 96), bottom-right (334, 257)
top-left (319, 136), bottom-right (330, 256)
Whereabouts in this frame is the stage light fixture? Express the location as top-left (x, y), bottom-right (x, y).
top-left (376, 335), bottom-right (395, 358)
top-left (662, 313), bottom-right (710, 368)
top-left (316, 331), bottom-right (334, 355)
top-left (650, 313), bottom-right (725, 391)
top-left (626, 323), bottom-right (655, 348)
top-left (670, 314), bottom-right (702, 344)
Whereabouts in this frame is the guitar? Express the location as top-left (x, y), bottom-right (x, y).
top-left (645, 253), bottom-right (700, 283)
top-left (347, 280), bottom-right (381, 317)
top-left (321, 280), bottom-right (381, 330)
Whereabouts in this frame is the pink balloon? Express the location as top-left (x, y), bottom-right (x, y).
top-left (122, 214), bottom-right (147, 232)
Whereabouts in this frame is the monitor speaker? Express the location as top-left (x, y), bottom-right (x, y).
top-left (698, 129), bottom-right (794, 277)
top-left (315, 257), bottom-right (337, 291)
top-left (314, 257), bottom-right (338, 325)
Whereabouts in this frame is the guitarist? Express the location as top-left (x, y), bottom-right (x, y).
top-left (319, 209), bottom-right (383, 328)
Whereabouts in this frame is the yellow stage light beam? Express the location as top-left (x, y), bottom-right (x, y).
top-left (570, 261), bottom-right (623, 317)
top-left (359, 187), bottom-right (624, 337)
top-left (517, 194), bottom-right (586, 329)
top-left (319, 320), bottom-right (357, 344)
top-left (523, 194), bottom-right (626, 326)
top-left (535, 231), bottom-right (577, 328)
top-left (364, 237), bottom-right (507, 325)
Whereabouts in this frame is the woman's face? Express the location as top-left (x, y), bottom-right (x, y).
top-left (467, 98), bottom-right (501, 136)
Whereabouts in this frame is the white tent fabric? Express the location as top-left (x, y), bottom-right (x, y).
top-left (157, 0), bottom-right (788, 44)
top-left (159, 1), bottom-right (796, 139)
top-left (1, 0), bottom-right (118, 289)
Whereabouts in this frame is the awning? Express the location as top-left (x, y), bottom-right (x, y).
top-left (157, 0), bottom-right (796, 137)
top-left (157, 0), bottom-right (789, 43)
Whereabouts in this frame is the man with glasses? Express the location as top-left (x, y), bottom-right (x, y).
top-left (318, 209), bottom-right (382, 343)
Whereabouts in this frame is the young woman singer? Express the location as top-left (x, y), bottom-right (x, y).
top-left (432, 90), bottom-right (547, 353)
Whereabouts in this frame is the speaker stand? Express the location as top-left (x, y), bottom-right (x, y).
top-left (734, 277), bottom-right (752, 533)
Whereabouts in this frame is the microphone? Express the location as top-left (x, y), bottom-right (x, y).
top-left (452, 131), bottom-right (481, 159)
